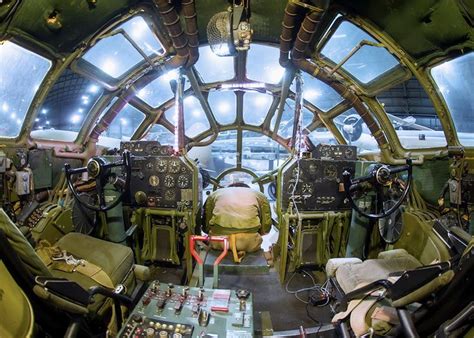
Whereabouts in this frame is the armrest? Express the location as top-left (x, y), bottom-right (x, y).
top-left (35, 276), bottom-right (90, 306)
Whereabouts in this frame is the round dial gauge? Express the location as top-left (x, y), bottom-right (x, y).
top-left (320, 145), bottom-right (332, 158)
top-left (169, 159), bottom-right (181, 173)
top-left (164, 190), bottom-right (176, 201)
top-left (145, 162), bottom-right (154, 170)
top-left (302, 183), bottom-right (313, 194)
top-left (308, 162), bottom-right (318, 175)
top-left (177, 175), bottom-right (189, 188)
top-left (157, 159), bottom-right (167, 173)
top-left (344, 147), bottom-right (355, 159)
top-left (164, 175), bottom-right (175, 188)
top-left (145, 143), bottom-right (160, 155)
top-left (324, 164), bottom-right (337, 179)
top-left (148, 175), bottom-right (160, 187)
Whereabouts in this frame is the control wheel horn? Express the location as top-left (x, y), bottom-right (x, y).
top-left (65, 151), bottom-right (132, 212)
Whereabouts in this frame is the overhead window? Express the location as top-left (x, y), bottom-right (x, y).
top-left (291, 73), bottom-right (343, 112)
top-left (0, 41), bottom-right (52, 138)
top-left (321, 21), bottom-right (399, 84)
top-left (137, 70), bottom-right (190, 108)
top-left (334, 108), bottom-right (379, 153)
top-left (165, 96), bottom-right (210, 138)
top-left (208, 90), bottom-right (236, 125)
top-left (31, 70), bottom-right (103, 141)
top-left (194, 46), bottom-right (235, 83)
top-left (243, 92), bottom-right (273, 125)
top-left (246, 44), bottom-right (285, 84)
top-left (101, 104), bottom-right (145, 139)
top-left (82, 16), bottom-right (164, 79)
top-left (378, 77), bottom-right (446, 149)
top-left (431, 53), bottom-right (474, 147)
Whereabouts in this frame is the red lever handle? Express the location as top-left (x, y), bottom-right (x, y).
top-left (190, 235), bottom-right (229, 266)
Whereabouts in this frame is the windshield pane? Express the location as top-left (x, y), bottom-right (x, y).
top-left (334, 108), bottom-right (379, 153)
top-left (321, 21), bottom-right (399, 84)
top-left (31, 70), bottom-right (103, 140)
top-left (0, 41), bottom-right (52, 138)
top-left (143, 124), bottom-right (175, 145)
top-left (101, 104), bottom-right (145, 139)
top-left (243, 92), bottom-right (273, 125)
top-left (291, 73), bottom-right (343, 111)
top-left (271, 100), bottom-right (314, 138)
top-left (165, 96), bottom-right (210, 138)
top-left (137, 70), bottom-right (190, 108)
top-left (307, 127), bottom-right (337, 145)
top-left (194, 46), bottom-right (235, 83)
top-left (431, 53), bottom-right (474, 146)
top-left (82, 34), bottom-right (143, 79)
top-left (378, 77), bottom-right (446, 149)
top-left (246, 44), bottom-right (285, 84)
top-left (208, 90), bottom-right (236, 125)
top-left (188, 131), bottom-right (237, 175)
top-left (242, 131), bottom-right (289, 173)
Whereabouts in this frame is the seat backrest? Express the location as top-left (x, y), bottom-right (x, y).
top-left (0, 209), bottom-right (51, 277)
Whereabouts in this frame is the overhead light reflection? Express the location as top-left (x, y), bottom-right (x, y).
top-left (71, 114), bottom-right (82, 124)
top-left (2, 102), bottom-right (8, 112)
top-left (101, 58), bottom-right (118, 76)
top-left (41, 109), bottom-right (48, 114)
top-left (88, 85), bottom-right (100, 94)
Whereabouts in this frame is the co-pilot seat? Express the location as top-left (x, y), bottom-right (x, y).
top-left (0, 208), bottom-right (146, 331)
top-left (203, 185), bottom-right (272, 262)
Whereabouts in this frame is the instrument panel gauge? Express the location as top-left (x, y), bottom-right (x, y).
top-left (169, 159), bottom-right (181, 173)
top-left (145, 143), bottom-right (160, 155)
top-left (344, 147), bottom-right (355, 159)
top-left (164, 175), bottom-right (175, 188)
top-left (177, 175), bottom-right (189, 188)
top-left (157, 159), bottom-right (167, 173)
top-left (320, 145), bottom-right (332, 158)
top-left (145, 162), bottom-right (154, 170)
top-left (308, 162), bottom-right (318, 175)
top-left (148, 175), bottom-right (160, 187)
top-left (324, 164), bottom-right (337, 180)
top-left (302, 183), bottom-right (313, 194)
top-left (164, 190), bottom-right (176, 201)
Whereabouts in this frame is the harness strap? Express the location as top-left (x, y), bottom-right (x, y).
top-left (36, 240), bottom-right (115, 289)
top-left (229, 234), bottom-right (246, 263)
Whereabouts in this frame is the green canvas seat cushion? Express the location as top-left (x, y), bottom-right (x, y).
top-left (336, 254), bottom-right (422, 294)
top-left (54, 232), bottom-right (134, 287)
top-left (0, 209), bottom-right (51, 277)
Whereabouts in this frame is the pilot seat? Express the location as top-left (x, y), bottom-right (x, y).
top-left (0, 208), bottom-right (150, 336)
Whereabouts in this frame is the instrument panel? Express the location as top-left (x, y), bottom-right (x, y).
top-left (280, 144), bottom-right (357, 212)
top-left (120, 141), bottom-right (198, 209)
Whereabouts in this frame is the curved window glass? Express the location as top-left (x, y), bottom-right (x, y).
top-left (0, 41), bottom-right (52, 138)
top-left (271, 100), bottom-right (314, 138)
top-left (246, 44), bottom-right (285, 84)
top-left (137, 70), bottom-right (190, 108)
top-left (189, 131), bottom-right (237, 176)
top-left (194, 46), bottom-right (235, 83)
top-left (32, 70), bottom-right (103, 141)
top-left (82, 16), bottom-right (164, 80)
top-left (431, 53), bottom-right (474, 147)
top-left (208, 90), bottom-right (236, 125)
top-left (101, 104), bottom-right (145, 139)
top-left (321, 21), bottom-right (399, 84)
top-left (378, 77), bottom-right (446, 149)
top-left (242, 132), bottom-right (289, 173)
top-left (291, 73), bottom-right (343, 111)
top-left (144, 124), bottom-right (175, 145)
top-left (307, 127), bottom-right (337, 145)
top-left (165, 96), bottom-right (210, 138)
top-left (334, 108), bottom-right (379, 153)
top-left (243, 92), bottom-right (273, 125)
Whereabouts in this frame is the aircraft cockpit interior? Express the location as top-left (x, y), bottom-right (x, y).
top-left (1, 0), bottom-right (473, 337)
